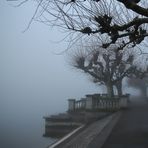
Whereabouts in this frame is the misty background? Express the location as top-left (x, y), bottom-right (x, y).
top-left (0, 1), bottom-right (140, 148)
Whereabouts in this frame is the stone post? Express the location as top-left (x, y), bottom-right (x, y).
top-left (85, 95), bottom-right (93, 110)
top-left (119, 94), bottom-right (129, 108)
top-left (81, 98), bottom-right (86, 109)
top-left (68, 99), bottom-right (75, 112)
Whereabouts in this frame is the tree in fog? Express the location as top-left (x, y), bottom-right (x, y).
top-left (127, 78), bottom-right (148, 97)
top-left (12, 0), bottom-right (148, 50)
top-left (70, 45), bottom-right (136, 97)
top-left (127, 54), bottom-right (148, 97)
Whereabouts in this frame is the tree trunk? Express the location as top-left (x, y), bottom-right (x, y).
top-left (106, 83), bottom-right (114, 97)
top-left (116, 80), bottom-right (122, 97)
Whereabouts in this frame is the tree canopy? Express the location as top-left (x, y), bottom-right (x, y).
top-left (69, 45), bottom-right (139, 96)
top-left (9, 0), bottom-right (148, 96)
top-left (12, 0), bottom-right (148, 50)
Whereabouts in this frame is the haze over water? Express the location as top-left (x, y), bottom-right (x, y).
top-left (0, 1), bottom-right (102, 147)
top-left (0, 1), bottom-right (141, 148)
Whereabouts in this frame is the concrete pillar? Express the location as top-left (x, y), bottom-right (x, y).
top-left (68, 99), bottom-right (75, 111)
top-left (85, 95), bottom-right (93, 110)
top-left (81, 98), bottom-right (86, 109)
top-left (119, 96), bottom-right (128, 108)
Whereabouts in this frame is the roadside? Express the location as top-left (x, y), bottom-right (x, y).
top-left (101, 97), bottom-right (148, 148)
top-left (49, 111), bottom-right (121, 148)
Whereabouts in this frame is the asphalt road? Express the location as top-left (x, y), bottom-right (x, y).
top-left (101, 97), bottom-right (148, 148)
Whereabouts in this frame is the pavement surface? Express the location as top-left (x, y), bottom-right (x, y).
top-left (54, 112), bottom-right (121, 148)
top-left (101, 97), bottom-right (148, 148)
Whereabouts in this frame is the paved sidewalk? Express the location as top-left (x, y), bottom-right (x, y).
top-left (54, 112), bottom-right (121, 148)
top-left (101, 98), bottom-right (148, 148)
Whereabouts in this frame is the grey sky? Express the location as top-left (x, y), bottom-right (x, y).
top-left (0, 1), bottom-right (142, 148)
top-left (0, 0), bottom-right (103, 121)
top-left (0, 0), bottom-right (140, 120)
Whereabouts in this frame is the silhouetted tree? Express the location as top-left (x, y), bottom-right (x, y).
top-left (127, 78), bottom-right (148, 97)
top-left (11, 0), bottom-right (148, 50)
top-left (127, 56), bottom-right (148, 97)
top-left (70, 46), bottom-right (136, 97)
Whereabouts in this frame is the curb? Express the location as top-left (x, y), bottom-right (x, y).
top-left (48, 124), bottom-right (85, 148)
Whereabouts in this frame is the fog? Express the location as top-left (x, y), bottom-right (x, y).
top-left (0, 1), bottom-right (101, 147)
top-left (1, 1), bottom-right (99, 116)
top-left (0, 1), bottom-right (141, 148)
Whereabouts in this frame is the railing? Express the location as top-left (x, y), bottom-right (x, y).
top-left (68, 94), bottom-right (129, 112)
top-left (75, 98), bottom-right (86, 110)
top-left (94, 98), bottom-right (120, 110)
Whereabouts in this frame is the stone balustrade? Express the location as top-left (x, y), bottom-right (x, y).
top-left (68, 94), bottom-right (130, 112)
